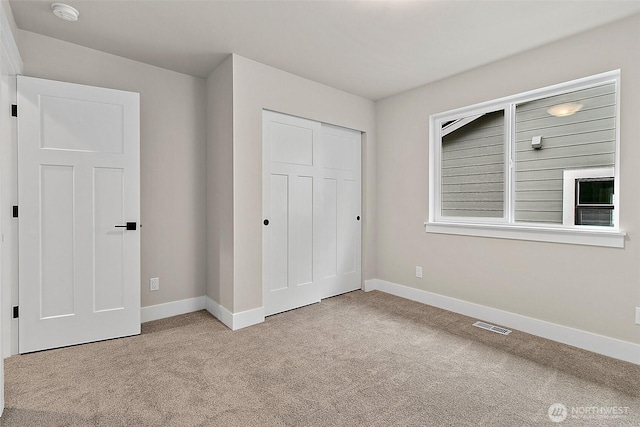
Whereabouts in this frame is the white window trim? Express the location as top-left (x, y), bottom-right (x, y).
top-left (424, 222), bottom-right (625, 248)
top-left (427, 70), bottom-right (625, 248)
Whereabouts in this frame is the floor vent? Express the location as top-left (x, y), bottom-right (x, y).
top-left (472, 321), bottom-right (511, 335)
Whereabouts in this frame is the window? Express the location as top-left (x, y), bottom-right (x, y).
top-left (562, 168), bottom-right (614, 227)
top-left (427, 71), bottom-right (624, 248)
top-left (576, 180), bottom-right (614, 226)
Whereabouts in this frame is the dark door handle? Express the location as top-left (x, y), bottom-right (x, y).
top-left (264, 219), bottom-right (269, 226)
top-left (115, 222), bottom-right (137, 230)
top-left (356, 216), bottom-right (360, 221)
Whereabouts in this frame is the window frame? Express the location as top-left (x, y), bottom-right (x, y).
top-left (427, 70), bottom-right (625, 248)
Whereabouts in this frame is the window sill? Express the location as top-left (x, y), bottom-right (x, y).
top-left (424, 222), bottom-right (626, 248)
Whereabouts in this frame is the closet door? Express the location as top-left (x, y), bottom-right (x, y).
top-left (262, 111), bottom-right (323, 316)
top-left (319, 124), bottom-right (361, 298)
top-left (262, 111), bottom-right (362, 316)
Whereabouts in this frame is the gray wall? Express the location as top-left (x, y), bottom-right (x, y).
top-left (231, 54), bottom-right (376, 312)
top-left (515, 83), bottom-right (616, 223)
top-left (206, 56), bottom-right (234, 311)
top-left (17, 30), bottom-right (208, 308)
top-left (1, 1), bottom-right (17, 42)
top-left (375, 14), bottom-right (640, 344)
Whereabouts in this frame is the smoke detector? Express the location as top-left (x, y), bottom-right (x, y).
top-left (52, 3), bottom-right (79, 22)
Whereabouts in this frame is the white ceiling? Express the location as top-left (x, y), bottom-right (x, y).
top-left (9, 0), bottom-right (640, 100)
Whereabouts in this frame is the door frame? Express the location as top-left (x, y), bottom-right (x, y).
top-left (0, 62), bottom-right (19, 360)
top-left (0, 3), bottom-right (23, 415)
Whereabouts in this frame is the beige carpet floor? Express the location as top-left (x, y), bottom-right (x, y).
top-left (1, 290), bottom-right (639, 426)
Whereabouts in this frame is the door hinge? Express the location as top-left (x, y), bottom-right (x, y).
top-left (11, 104), bottom-right (17, 117)
top-left (12, 205), bottom-right (18, 218)
top-left (12, 306), bottom-right (18, 319)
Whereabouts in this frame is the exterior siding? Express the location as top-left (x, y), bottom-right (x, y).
top-left (514, 83), bottom-right (616, 223)
top-left (441, 111), bottom-right (504, 217)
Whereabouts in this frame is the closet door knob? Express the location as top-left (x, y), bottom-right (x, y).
top-left (263, 219), bottom-right (270, 226)
top-left (356, 216), bottom-right (360, 221)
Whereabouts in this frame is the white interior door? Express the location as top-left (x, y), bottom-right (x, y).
top-left (263, 111), bottom-right (322, 316)
top-left (17, 76), bottom-right (140, 353)
top-left (319, 124), bottom-right (361, 298)
top-left (263, 111), bottom-right (362, 316)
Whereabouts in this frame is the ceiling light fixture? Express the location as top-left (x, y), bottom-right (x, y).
top-left (547, 102), bottom-right (583, 117)
top-left (51, 3), bottom-right (79, 22)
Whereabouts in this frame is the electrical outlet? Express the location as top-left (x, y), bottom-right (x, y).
top-left (636, 307), bottom-right (640, 325)
top-left (415, 266), bottom-right (423, 278)
top-left (150, 277), bottom-right (160, 292)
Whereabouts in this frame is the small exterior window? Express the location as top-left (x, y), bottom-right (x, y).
top-left (562, 167), bottom-right (615, 227)
top-left (575, 178), bottom-right (614, 226)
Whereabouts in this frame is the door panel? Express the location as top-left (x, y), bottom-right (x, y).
top-left (323, 133), bottom-right (356, 171)
top-left (294, 176), bottom-right (314, 286)
top-left (271, 122), bottom-right (314, 166)
top-left (40, 95), bottom-right (124, 153)
top-left (94, 167), bottom-right (125, 312)
top-left (340, 179), bottom-right (357, 275)
top-left (18, 76), bottom-right (140, 353)
top-left (40, 165), bottom-right (75, 318)
top-left (269, 174), bottom-right (289, 292)
top-left (323, 178), bottom-right (338, 278)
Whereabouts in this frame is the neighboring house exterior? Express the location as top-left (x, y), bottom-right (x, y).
top-left (441, 82), bottom-right (616, 225)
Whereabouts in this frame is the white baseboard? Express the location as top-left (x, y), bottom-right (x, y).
top-left (141, 295), bottom-right (265, 331)
top-left (233, 306), bottom-right (265, 330)
top-left (205, 296), bottom-right (233, 329)
top-left (364, 279), bottom-right (640, 365)
top-left (140, 296), bottom-right (206, 323)
top-left (140, 296), bottom-right (264, 331)
top-left (205, 296), bottom-right (265, 331)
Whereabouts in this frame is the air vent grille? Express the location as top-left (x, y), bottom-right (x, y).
top-left (473, 321), bottom-right (511, 335)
